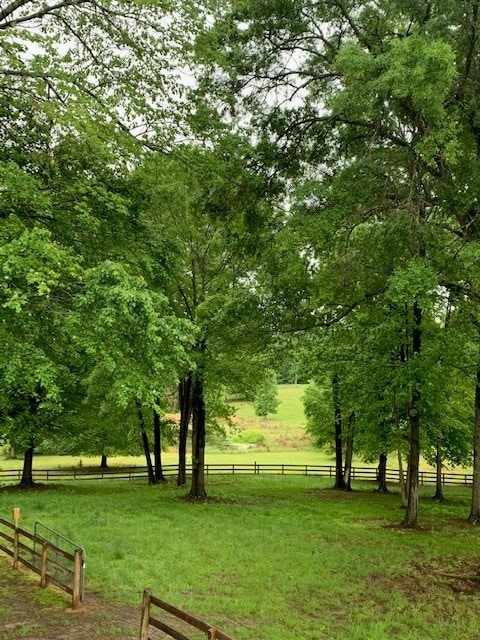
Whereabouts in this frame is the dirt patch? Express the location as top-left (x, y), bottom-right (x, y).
top-left (311, 487), bottom-right (398, 502)
top-left (368, 571), bottom-right (428, 601)
top-left (0, 557), bottom-right (216, 640)
top-left (412, 560), bottom-right (480, 595)
top-left (0, 483), bottom-right (53, 493)
top-left (0, 558), bottom-right (140, 640)
top-left (369, 559), bottom-right (480, 599)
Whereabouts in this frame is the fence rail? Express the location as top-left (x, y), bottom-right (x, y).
top-left (139, 589), bottom-right (235, 640)
top-left (0, 518), bottom-right (83, 609)
top-left (0, 463), bottom-right (474, 487)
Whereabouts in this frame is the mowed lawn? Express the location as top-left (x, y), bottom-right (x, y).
top-left (1, 476), bottom-right (480, 640)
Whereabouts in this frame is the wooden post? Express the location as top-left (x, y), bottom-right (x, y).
top-left (12, 507), bottom-right (20, 527)
top-left (139, 589), bottom-right (152, 640)
top-left (208, 628), bottom-right (217, 640)
top-left (40, 542), bottom-right (48, 588)
top-left (13, 526), bottom-right (19, 569)
top-left (72, 549), bottom-right (83, 609)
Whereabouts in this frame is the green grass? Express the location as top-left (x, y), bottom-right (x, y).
top-left (230, 384), bottom-right (311, 450)
top-left (1, 476), bottom-right (480, 640)
top-left (234, 384), bottom-right (308, 426)
top-left (0, 450), bottom-right (340, 471)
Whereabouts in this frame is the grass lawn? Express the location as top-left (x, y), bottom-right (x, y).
top-left (0, 450), bottom-right (341, 472)
top-left (1, 476), bottom-right (479, 640)
top-left (233, 384), bottom-right (308, 427)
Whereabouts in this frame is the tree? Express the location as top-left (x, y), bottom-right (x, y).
top-left (0, 0), bottom-right (188, 154)
top-left (0, 0), bottom-right (196, 485)
top-left (129, 144), bottom-right (277, 497)
top-left (253, 370), bottom-right (280, 419)
top-left (72, 261), bottom-right (193, 484)
top-left (196, 0), bottom-right (480, 525)
top-left (0, 224), bottom-right (80, 486)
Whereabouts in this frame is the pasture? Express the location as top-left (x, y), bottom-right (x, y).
top-left (1, 475), bottom-right (479, 640)
top-left (0, 384), bottom-right (445, 473)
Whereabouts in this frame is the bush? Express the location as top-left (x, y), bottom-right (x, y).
top-left (231, 430), bottom-right (266, 446)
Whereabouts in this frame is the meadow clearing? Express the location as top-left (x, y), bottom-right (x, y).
top-left (1, 385), bottom-right (479, 640)
top-left (1, 477), bottom-right (480, 640)
top-left (0, 385), bottom-right (447, 473)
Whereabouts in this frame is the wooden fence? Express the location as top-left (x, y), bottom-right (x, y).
top-left (139, 589), bottom-right (235, 640)
top-left (0, 518), bottom-right (84, 609)
top-left (0, 463), bottom-right (475, 486)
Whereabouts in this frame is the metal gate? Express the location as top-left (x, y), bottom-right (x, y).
top-left (33, 522), bottom-right (86, 601)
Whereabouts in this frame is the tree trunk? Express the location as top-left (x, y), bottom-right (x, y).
top-left (100, 454), bottom-right (108, 469)
top-left (398, 449), bottom-right (407, 507)
top-left (19, 443), bottom-right (35, 488)
top-left (433, 440), bottom-right (444, 501)
top-left (177, 373), bottom-right (193, 486)
top-left (188, 370), bottom-right (207, 499)
top-left (332, 374), bottom-right (347, 490)
top-left (136, 401), bottom-right (156, 485)
top-left (9, 444), bottom-right (17, 459)
top-left (393, 391), bottom-right (407, 507)
top-left (376, 452), bottom-right (389, 492)
top-left (343, 412), bottom-right (355, 490)
top-left (153, 406), bottom-right (165, 482)
top-left (402, 300), bottom-right (422, 528)
top-left (469, 363), bottom-right (480, 521)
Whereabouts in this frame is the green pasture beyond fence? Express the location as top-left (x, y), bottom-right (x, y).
top-left (0, 463), bottom-right (474, 487)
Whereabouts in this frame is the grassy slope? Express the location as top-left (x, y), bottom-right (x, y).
top-left (1, 477), bottom-right (479, 640)
top-left (229, 384), bottom-right (313, 450)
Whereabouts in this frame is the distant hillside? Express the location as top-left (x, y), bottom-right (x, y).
top-left (225, 384), bottom-right (312, 451)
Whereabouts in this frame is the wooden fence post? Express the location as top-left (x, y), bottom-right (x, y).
top-left (72, 549), bottom-right (83, 609)
top-left (40, 542), bottom-right (48, 588)
top-left (13, 527), bottom-right (19, 570)
top-left (208, 628), bottom-right (218, 639)
top-left (139, 589), bottom-right (152, 640)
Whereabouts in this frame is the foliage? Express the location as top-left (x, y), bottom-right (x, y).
top-left (195, 0), bottom-right (480, 520)
top-left (72, 260), bottom-right (194, 416)
top-left (230, 429), bottom-right (266, 446)
top-left (253, 370), bottom-right (280, 418)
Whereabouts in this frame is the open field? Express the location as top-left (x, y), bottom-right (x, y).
top-left (229, 384), bottom-right (311, 450)
top-left (0, 450), bottom-right (342, 472)
top-left (1, 476), bottom-right (480, 640)
top-left (0, 384), bottom-right (453, 473)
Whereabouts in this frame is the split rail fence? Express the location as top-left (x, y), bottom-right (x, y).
top-left (0, 518), bottom-right (84, 609)
top-left (139, 589), bottom-right (235, 640)
top-left (0, 463), bottom-right (475, 486)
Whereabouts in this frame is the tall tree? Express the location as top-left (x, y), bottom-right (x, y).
top-left (129, 145), bottom-right (277, 497)
top-left (0, 0), bottom-right (195, 483)
top-left (0, 224), bottom-right (79, 486)
top-left (72, 261), bottom-right (193, 483)
top-left (196, 0), bottom-right (480, 525)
